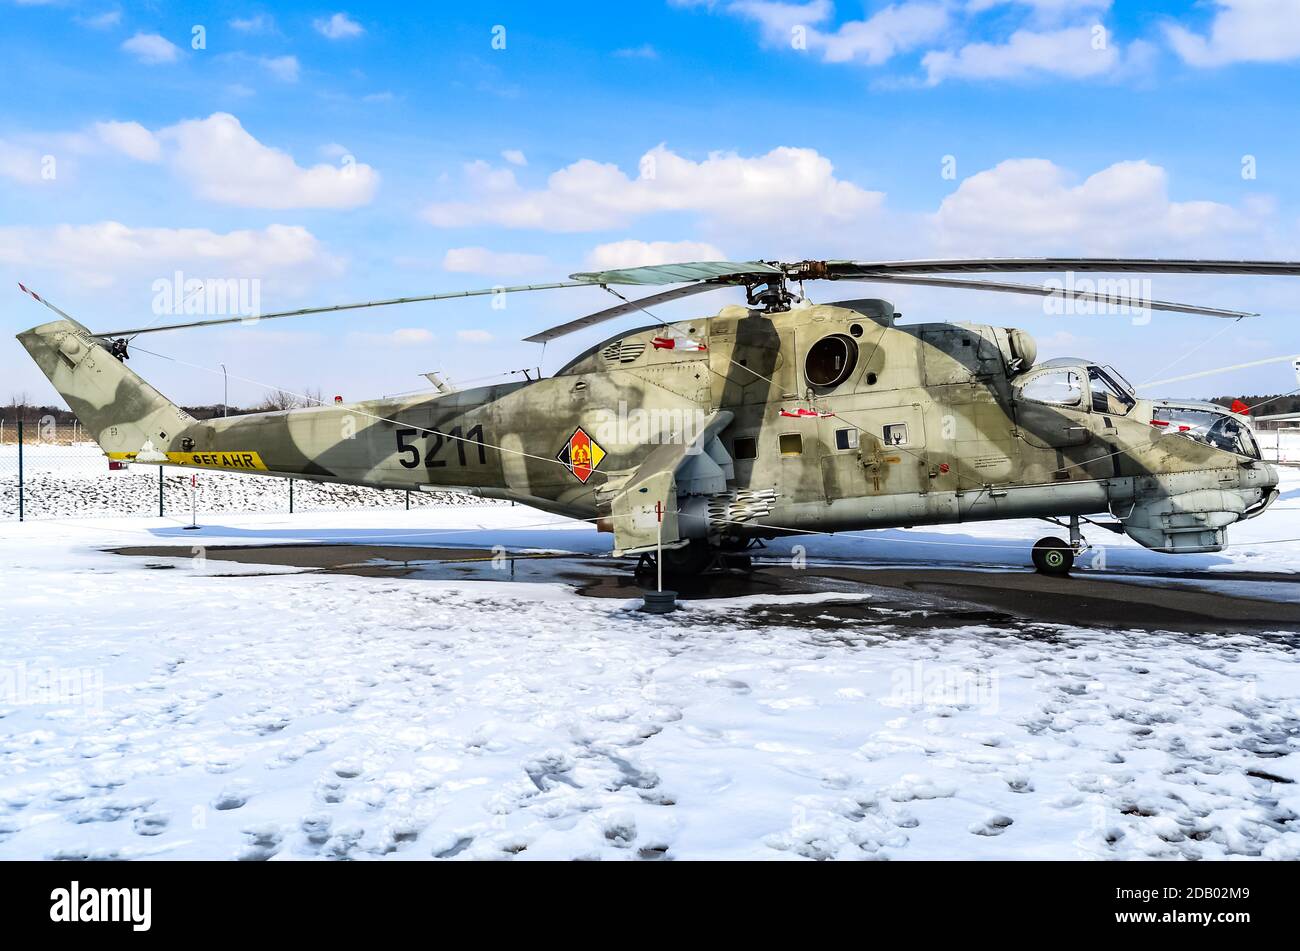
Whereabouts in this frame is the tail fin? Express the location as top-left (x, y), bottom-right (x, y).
top-left (16, 316), bottom-right (196, 460)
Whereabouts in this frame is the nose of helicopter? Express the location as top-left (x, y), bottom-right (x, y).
top-left (1239, 455), bottom-right (1281, 518)
top-left (1120, 452), bottom-right (1280, 554)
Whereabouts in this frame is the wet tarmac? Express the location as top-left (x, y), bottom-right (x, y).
top-left (108, 542), bottom-right (1300, 635)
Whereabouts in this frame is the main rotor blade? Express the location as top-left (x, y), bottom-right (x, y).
top-left (1141, 353), bottom-right (1300, 388)
top-left (17, 282), bottom-right (81, 323)
top-left (570, 261), bottom-right (782, 285)
top-left (848, 273), bottom-right (1257, 319)
top-left (523, 282), bottom-right (727, 343)
top-left (93, 281), bottom-right (589, 338)
top-left (828, 258), bottom-right (1300, 277)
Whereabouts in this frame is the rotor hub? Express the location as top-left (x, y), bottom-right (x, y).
top-left (745, 278), bottom-right (794, 313)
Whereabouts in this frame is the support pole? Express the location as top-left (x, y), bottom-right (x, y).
top-left (289, 478), bottom-right (294, 514)
top-left (641, 499), bottom-right (677, 613)
top-left (656, 500), bottom-right (663, 593)
top-left (17, 420), bottom-right (23, 522)
top-left (158, 466), bottom-right (164, 517)
top-left (184, 473), bottom-right (199, 530)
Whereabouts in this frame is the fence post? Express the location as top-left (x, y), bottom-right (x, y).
top-left (159, 466), bottom-right (164, 517)
top-left (17, 420), bottom-right (23, 522)
top-left (405, 489), bottom-right (410, 511)
top-left (289, 478), bottom-right (294, 514)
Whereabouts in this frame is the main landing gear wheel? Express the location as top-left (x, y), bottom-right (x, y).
top-left (659, 539), bottom-right (713, 576)
top-left (635, 540), bottom-right (756, 578)
top-left (1032, 537), bottom-right (1074, 577)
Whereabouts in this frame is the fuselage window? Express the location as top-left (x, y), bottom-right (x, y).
top-left (834, 428), bottom-right (859, 451)
top-left (883, 423), bottom-right (909, 446)
top-left (1021, 369), bottom-right (1083, 407)
top-left (733, 436), bottom-right (758, 460)
top-left (779, 433), bottom-right (803, 456)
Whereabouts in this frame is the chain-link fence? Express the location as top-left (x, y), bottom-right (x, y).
top-left (0, 414), bottom-right (495, 522)
top-left (3, 413), bottom-right (1297, 523)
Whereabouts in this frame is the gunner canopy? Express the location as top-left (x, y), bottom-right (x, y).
top-left (1152, 403), bottom-right (1261, 459)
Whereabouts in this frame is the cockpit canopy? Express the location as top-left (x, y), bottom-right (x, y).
top-left (1014, 359), bottom-right (1137, 415)
top-left (1151, 400), bottom-right (1262, 459)
top-left (1014, 360), bottom-right (1263, 460)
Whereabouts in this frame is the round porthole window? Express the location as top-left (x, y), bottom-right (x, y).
top-left (849, 323), bottom-right (864, 338)
top-left (805, 334), bottom-right (859, 389)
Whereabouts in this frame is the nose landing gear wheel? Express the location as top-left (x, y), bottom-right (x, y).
top-left (1032, 537), bottom-right (1074, 576)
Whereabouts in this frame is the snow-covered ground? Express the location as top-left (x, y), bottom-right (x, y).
top-left (0, 445), bottom-right (501, 520)
top-left (1, 472), bottom-right (1298, 860)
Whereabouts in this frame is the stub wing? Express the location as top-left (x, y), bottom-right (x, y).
top-left (606, 410), bottom-right (735, 556)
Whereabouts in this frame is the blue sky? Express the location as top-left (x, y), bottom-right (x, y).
top-left (2, 0), bottom-right (1299, 407)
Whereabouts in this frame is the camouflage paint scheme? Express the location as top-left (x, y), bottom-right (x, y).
top-left (17, 297), bottom-right (1280, 558)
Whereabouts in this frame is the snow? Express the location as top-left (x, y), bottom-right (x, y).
top-left (0, 446), bottom-right (503, 520)
top-left (1, 469), bottom-right (1298, 860)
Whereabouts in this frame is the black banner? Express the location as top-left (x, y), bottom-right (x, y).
top-left (0, 859), bottom-right (1281, 938)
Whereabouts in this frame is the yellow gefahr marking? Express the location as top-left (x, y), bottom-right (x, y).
top-left (107, 450), bottom-right (269, 471)
top-left (169, 451), bottom-right (269, 471)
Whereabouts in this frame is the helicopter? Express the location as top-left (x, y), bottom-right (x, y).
top-left (15, 257), bottom-right (1294, 577)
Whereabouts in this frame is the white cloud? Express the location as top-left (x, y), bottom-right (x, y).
top-left (0, 139), bottom-right (45, 184)
top-left (314, 12), bottom-right (365, 39)
top-left (819, 2), bottom-right (950, 64)
top-left (424, 144), bottom-right (883, 233)
top-left (161, 113), bottom-right (378, 209)
top-left (1166, 0), bottom-right (1300, 67)
top-left (691, 0), bottom-right (1146, 85)
top-left (349, 327), bottom-right (436, 347)
top-left (441, 247), bottom-right (548, 275)
top-left (585, 240), bottom-right (727, 271)
top-left (456, 329), bottom-right (494, 343)
top-left (727, 0), bottom-right (949, 65)
top-left (79, 10), bottom-right (122, 30)
top-left (723, 0), bottom-right (832, 44)
top-left (121, 32), bottom-right (180, 65)
top-left (230, 14), bottom-right (274, 33)
top-left (75, 112), bottom-right (380, 209)
top-left (613, 44), bottom-right (659, 59)
top-left (94, 120), bottom-right (161, 162)
top-left (967, 0), bottom-right (1112, 20)
top-left (923, 25), bottom-right (1117, 83)
top-left (0, 222), bottom-right (341, 290)
top-left (501, 149), bottom-right (527, 166)
top-left (260, 54), bottom-right (300, 82)
top-left (932, 158), bottom-right (1259, 255)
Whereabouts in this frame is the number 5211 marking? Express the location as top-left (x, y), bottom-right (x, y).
top-left (395, 424), bottom-right (487, 468)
